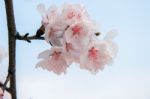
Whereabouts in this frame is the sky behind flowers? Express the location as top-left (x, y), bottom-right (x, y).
top-left (0, 0), bottom-right (150, 99)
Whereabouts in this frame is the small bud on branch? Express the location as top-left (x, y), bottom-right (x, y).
top-left (36, 25), bottom-right (45, 37)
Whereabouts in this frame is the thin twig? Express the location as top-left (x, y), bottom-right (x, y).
top-left (15, 24), bottom-right (45, 43)
top-left (3, 73), bottom-right (11, 92)
top-left (0, 81), bottom-right (10, 93)
top-left (15, 33), bottom-right (44, 43)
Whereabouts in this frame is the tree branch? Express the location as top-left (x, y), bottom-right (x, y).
top-left (4, 0), bottom-right (17, 99)
top-left (3, 73), bottom-right (11, 92)
top-left (0, 81), bottom-right (10, 93)
top-left (15, 33), bottom-right (44, 43)
top-left (16, 25), bottom-right (45, 43)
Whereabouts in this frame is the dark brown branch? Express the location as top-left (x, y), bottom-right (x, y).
top-left (35, 25), bottom-right (45, 37)
top-left (0, 81), bottom-right (10, 93)
top-left (4, 0), bottom-right (17, 99)
top-left (16, 33), bottom-right (44, 43)
top-left (16, 24), bottom-right (45, 43)
top-left (3, 73), bottom-right (11, 92)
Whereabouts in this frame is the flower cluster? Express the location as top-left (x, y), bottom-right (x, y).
top-left (36, 3), bottom-right (118, 74)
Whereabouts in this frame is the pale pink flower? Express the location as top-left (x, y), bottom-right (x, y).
top-left (44, 20), bottom-right (68, 46)
top-left (79, 31), bottom-right (118, 73)
top-left (37, 4), bottom-right (61, 27)
top-left (63, 42), bottom-right (81, 63)
top-left (36, 47), bottom-right (71, 75)
top-left (37, 4), bottom-right (49, 26)
top-left (64, 21), bottom-right (97, 51)
top-left (104, 30), bottom-right (118, 59)
top-left (61, 3), bottom-right (89, 25)
top-left (37, 3), bottom-right (118, 75)
top-left (38, 3), bottom-right (98, 47)
top-left (79, 41), bottom-right (110, 73)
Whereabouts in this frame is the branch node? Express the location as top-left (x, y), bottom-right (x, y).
top-left (15, 31), bottom-right (45, 43)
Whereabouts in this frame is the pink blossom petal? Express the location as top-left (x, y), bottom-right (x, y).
top-left (64, 21), bottom-right (93, 50)
top-left (37, 4), bottom-right (49, 26)
top-left (79, 41), bottom-right (113, 73)
top-left (103, 30), bottom-right (118, 59)
top-left (36, 59), bottom-right (50, 69)
top-left (44, 21), bottom-right (68, 46)
top-left (61, 3), bottom-right (90, 25)
top-left (104, 30), bottom-right (118, 40)
top-left (38, 50), bottom-right (52, 59)
top-left (37, 3), bottom-right (47, 18)
top-left (47, 5), bottom-right (58, 21)
top-left (37, 47), bottom-right (71, 75)
top-left (63, 42), bottom-right (81, 63)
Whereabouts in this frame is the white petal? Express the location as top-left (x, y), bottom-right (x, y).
top-left (106, 41), bottom-right (118, 58)
top-left (37, 3), bottom-right (47, 18)
top-left (104, 30), bottom-right (118, 40)
top-left (36, 59), bottom-right (49, 69)
top-left (38, 50), bottom-right (52, 59)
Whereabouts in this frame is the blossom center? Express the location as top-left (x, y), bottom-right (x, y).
top-left (49, 28), bottom-right (58, 37)
top-left (88, 47), bottom-right (98, 60)
top-left (52, 51), bottom-right (61, 60)
top-left (67, 11), bottom-right (76, 19)
top-left (71, 25), bottom-right (82, 36)
top-left (65, 43), bottom-right (74, 52)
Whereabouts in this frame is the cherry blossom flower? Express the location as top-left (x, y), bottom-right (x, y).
top-left (79, 41), bottom-right (110, 73)
top-left (37, 4), bottom-right (48, 26)
top-left (37, 4), bottom-right (61, 27)
top-left (61, 3), bottom-right (90, 25)
top-left (64, 21), bottom-right (97, 50)
top-left (79, 32), bottom-right (118, 73)
top-left (38, 3), bottom-right (97, 46)
top-left (37, 3), bottom-right (118, 75)
top-left (44, 20), bottom-right (68, 46)
top-left (36, 47), bottom-right (72, 75)
top-left (62, 42), bottom-right (81, 63)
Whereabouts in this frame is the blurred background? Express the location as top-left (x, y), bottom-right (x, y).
top-left (0, 0), bottom-right (150, 99)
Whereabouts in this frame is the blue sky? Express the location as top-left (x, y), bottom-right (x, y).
top-left (0, 0), bottom-right (150, 99)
